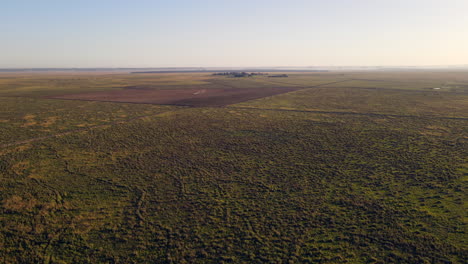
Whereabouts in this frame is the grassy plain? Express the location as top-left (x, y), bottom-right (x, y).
top-left (0, 71), bottom-right (467, 263)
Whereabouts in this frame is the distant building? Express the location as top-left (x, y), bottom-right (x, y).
top-left (212, 72), bottom-right (268, 77)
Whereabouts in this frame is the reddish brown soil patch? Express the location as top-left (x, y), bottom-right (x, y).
top-left (47, 87), bottom-right (299, 107)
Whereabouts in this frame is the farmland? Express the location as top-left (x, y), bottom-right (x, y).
top-left (0, 71), bottom-right (467, 263)
top-left (47, 87), bottom-right (300, 107)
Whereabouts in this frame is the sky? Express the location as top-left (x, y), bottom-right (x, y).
top-left (1, 0), bottom-right (467, 68)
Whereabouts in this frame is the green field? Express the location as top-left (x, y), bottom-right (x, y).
top-left (1, 71), bottom-right (467, 263)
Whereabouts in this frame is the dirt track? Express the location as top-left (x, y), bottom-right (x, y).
top-left (47, 87), bottom-right (300, 107)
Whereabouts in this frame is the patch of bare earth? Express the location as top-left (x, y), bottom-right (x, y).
top-left (46, 87), bottom-right (299, 107)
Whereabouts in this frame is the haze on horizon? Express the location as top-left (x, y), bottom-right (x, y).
top-left (1, 0), bottom-right (467, 68)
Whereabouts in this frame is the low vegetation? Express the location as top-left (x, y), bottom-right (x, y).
top-left (0, 72), bottom-right (467, 263)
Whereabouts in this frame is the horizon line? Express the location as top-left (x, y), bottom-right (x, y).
top-left (1, 64), bottom-right (468, 70)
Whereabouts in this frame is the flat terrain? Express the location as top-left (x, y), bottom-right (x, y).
top-left (0, 71), bottom-right (467, 263)
top-left (47, 87), bottom-right (299, 107)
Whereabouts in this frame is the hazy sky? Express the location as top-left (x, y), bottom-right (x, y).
top-left (1, 0), bottom-right (467, 68)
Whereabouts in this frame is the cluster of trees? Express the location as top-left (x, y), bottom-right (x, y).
top-left (212, 72), bottom-right (268, 77)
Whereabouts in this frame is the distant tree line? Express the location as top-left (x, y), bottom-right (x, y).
top-left (212, 72), bottom-right (269, 77)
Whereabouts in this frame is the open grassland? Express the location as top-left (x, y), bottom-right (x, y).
top-left (0, 97), bottom-right (179, 146)
top-left (0, 73), bottom-right (211, 97)
top-left (235, 86), bottom-right (468, 118)
top-left (1, 71), bottom-right (467, 263)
